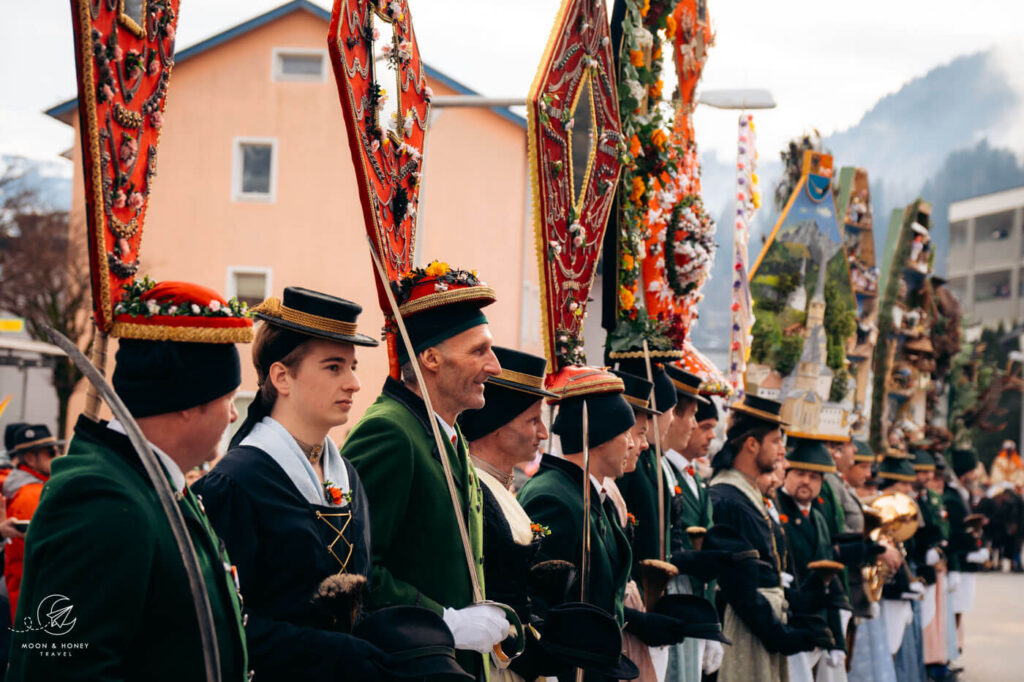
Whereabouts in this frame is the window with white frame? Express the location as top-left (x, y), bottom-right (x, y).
top-left (272, 48), bottom-right (327, 82)
top-left (233, 138), bottom-right (277, 202)
top-left (227, 267), bottom-right (272, 308)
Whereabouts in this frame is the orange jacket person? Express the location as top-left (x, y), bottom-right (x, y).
top-left (2, 424), bottom-right (62, 619)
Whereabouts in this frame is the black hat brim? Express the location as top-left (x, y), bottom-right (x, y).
top-left (379, 655), bottom-right (474, 680)
top-left (487, 376), bottom-right (558, 399)
top-left (254, 312), bottom-right (379, 347)
top-left (537, 641), bottom-right (640, 680)
top-left (9, 438), bottom-right (65, 456)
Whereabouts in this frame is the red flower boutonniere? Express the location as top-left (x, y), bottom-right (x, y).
top-left (763, 497), bottom-right (773, 509)
top-left (941, 509), bottom-right (948, 520)
top-left (626, 513), bottom-right (638, 529)
top-left (816, 496), bottom-right (824, 505)
top-left (779, 513), bottom-right (789, 524)
top-left (674, 485), bottom-right (683, 495)
top-left (686, 466), bottom-right (696, 477)
top-left (323, 481), bottom-right (352, 506)
top-left (530, 523), bottom-right (551, 541)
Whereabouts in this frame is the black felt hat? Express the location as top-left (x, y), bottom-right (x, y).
top-left (728, 394), bottom-right (787, 426)
top-left (487, 346), bottom-right (556, 399)
top-left (878, 451), bottom-right (916, 482)
top-left (786, 437), bottom-right (837, 474)
top-left (4, 422), bottom-right (28, 453)
top-left (113, 339), bottom-right (242, 419)
top-left (664, 364), bottom-right (710, 405)
top-left (614, 358), bottom-right (678, 412)
top-left (7, 424), bottom-right (64, 457)
top-left (459, 347), bottom-right (555, 441)
top-left (695, 396), bottom-right (719, 423)
top-left (651, 594), bottom-right (731, 644)
top-left (538, 602), bottom-right (639, 679)
top-left (952, 448), bottom-right (978, 477)
top-left (353, 606), bottom-right (473, 680)
top-left (611, 369), bottom-right (660, 416)
top-left (553, 393), bottom-right (635, 454)
top-left (911, 449), bottom-right (936, 472)
top-left (853, 439), bottom-right (877, 464)
top-left (252, 286), bottom-right (379, 347)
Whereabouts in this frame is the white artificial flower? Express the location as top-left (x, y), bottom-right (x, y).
top-left (209, 300), bottom-right (222, 312)
top-left (191, 303), bottom-right (201, 314)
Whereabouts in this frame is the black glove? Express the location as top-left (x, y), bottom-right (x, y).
top-left (623, 607), bottom-right (688, 647)
top-left (833, 536), bottom-right (885, 567)
top-left (669, 549), bottom-right (735, 581)
top-left (773, 615), bottom-right (835, 655)
top-left (786, 573), bottom-right (830, 614)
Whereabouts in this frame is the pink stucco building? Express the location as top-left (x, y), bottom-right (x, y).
top-left (48, 1), bottom-right (541, 441)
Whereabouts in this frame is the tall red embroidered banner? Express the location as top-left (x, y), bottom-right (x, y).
top-left (529, 0), bottom-right (624, 373)
top-left (328, 0), bottom-right (430, 307)
top-left (70, 0), bottom-right (180, 332)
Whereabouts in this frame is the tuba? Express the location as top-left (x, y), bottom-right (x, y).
top-left (862, 492), bottom-right (920, 602)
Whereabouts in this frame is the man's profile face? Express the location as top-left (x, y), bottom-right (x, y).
top-left (432, 325), bottom-right (501, 414)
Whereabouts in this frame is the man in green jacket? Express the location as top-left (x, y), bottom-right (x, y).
top-left (342, 263), bottom-right (510, 677)
top-left (7, 280), bottom-right (252, 681)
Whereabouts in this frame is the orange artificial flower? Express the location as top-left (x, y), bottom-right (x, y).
top-left (629, 49), bottom-right (645, 68)
top-left (674, 485), bottom-right (683, 495)
top-left (630, 176), bottom-right (646, 204)
top-left (629, 134), bottom-right (642, 157)
top-left (651, 129), bottom-right (668, 151)
top-left (622, 253), bottom-right (635, 271)
top-left (652, 45), bottom-right (662, 62)
top-left (639, 0), bottom-right (650, 17)
top-left (779, 513), bottom-right (789, 524)
top-left (649, 79), bottom-right (663, 99)
top-left (425, 260), bottom-right (450, 277)
top-left (619, 286), bottom-right (635, 311)
top-left (665, 15), bottom-right (677, 40)
top-left (328, 486), bottom-right (343, 504)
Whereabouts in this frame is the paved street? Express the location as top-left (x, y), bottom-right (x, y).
top-left (957, 573), bottom-right (1024, 680)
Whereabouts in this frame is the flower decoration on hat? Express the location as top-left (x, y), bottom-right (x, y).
top-left (112, 277), bottom-right (253, 343)
top-left (529, 0), bottom-right (624, 373)
top-left (70, 0), bottom-right (181, 331)
top-left (391, 261), bottom-right (496, 316)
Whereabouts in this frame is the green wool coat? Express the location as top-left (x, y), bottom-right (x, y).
top-left (666, 460), bottom-right (716, 601)
top-left (518, 454), bottom-right (632, 624)
top-left (341, 378), bottom-right (486, 675)
top-left (7, 416), bottom-right (247, 681)
top-left (617, 448), bottom-right (671, 575)
top-left (777, 490), bottom-right (845, 653)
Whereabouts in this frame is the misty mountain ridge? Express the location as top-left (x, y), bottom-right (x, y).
top-left (693, 46), bottom-right (1024, 349)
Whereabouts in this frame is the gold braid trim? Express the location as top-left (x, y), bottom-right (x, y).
top-left (623, 394), bottom-right (650, 409)
top-left (785, 430), bottom-right (849, 443)
top-left (252, 297), bottom-right (359, 336)
top-left (730, 402), bottom-right (787, 425)
top-left (557, 376), bottom-right (625, 399)
top-left (398, 286), bottom-right (497, 316)
top-left (495, 368), bottom-right (545, 389)
top-left (786, 460), bottom-right (837, 474)
top-left (608, 348), bottom-right (684, 360)
top-left (111, 321), bottom-right (254, 343)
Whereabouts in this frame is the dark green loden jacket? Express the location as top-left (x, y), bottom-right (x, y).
top-left (518, 454), bottom-right (632, 624)
top-left (617, 448), bottom-right (671, 576)
top-left (666, 458), bottom-right (716, 601)
top-left (341, 377), bottom-right (485, 675)
top-left (7, 416), bottom-right (247, 681)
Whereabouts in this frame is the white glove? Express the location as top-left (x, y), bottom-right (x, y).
top-left (967, 547), bottom-right (990, 564)
top-left (442, 605), bottom-right (511, 654)
top-left (780, 571), bottom-right (795, 588)
top-left (901, 581), bottom-right (926, 601)
top-left (925, 548), bottom-right (941, 566)
top-left (824, 649), bottom-right (846, 668)
top-left (702, 639), bottom-right (724, 674)
top-left (947, 571), bottom-right (961, 593)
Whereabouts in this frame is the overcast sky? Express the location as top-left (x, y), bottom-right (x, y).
top-left (2, 0), bottom-right (1022, 166)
